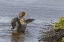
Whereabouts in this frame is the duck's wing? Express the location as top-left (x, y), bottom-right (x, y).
top-left (25, 19), bottom-right (35, 24)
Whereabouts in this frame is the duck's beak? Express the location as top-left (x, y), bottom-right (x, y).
top-left (25, 12), bottom-right (28, 16)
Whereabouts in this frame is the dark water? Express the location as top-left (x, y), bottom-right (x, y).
top-left (0, 0), bottom-right (64, 42)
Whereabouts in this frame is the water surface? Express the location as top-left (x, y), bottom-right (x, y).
top-left (0, 0), bottom-right (64, 42)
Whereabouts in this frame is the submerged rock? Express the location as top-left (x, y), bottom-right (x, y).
top-left (39, 29), bottom-right (64, 42)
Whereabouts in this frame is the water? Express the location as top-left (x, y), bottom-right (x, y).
top-left (0, 0), bottom-right (64, 42)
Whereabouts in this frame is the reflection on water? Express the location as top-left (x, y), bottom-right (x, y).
top-left (0, 22), bottom-right (42, 42)
top-left (11, 31), bottom-right (25, 42)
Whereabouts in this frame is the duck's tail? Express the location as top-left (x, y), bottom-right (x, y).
top-left (25, 19), bottom-right (35, 24)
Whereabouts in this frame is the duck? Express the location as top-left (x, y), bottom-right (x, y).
top-left (11, 12), bottom-right (35, 33)
top-left (17, 12), bottom-right (35, 33)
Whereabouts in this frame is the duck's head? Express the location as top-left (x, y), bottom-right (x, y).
top-left (19, 12), bottom-right (27, 19)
